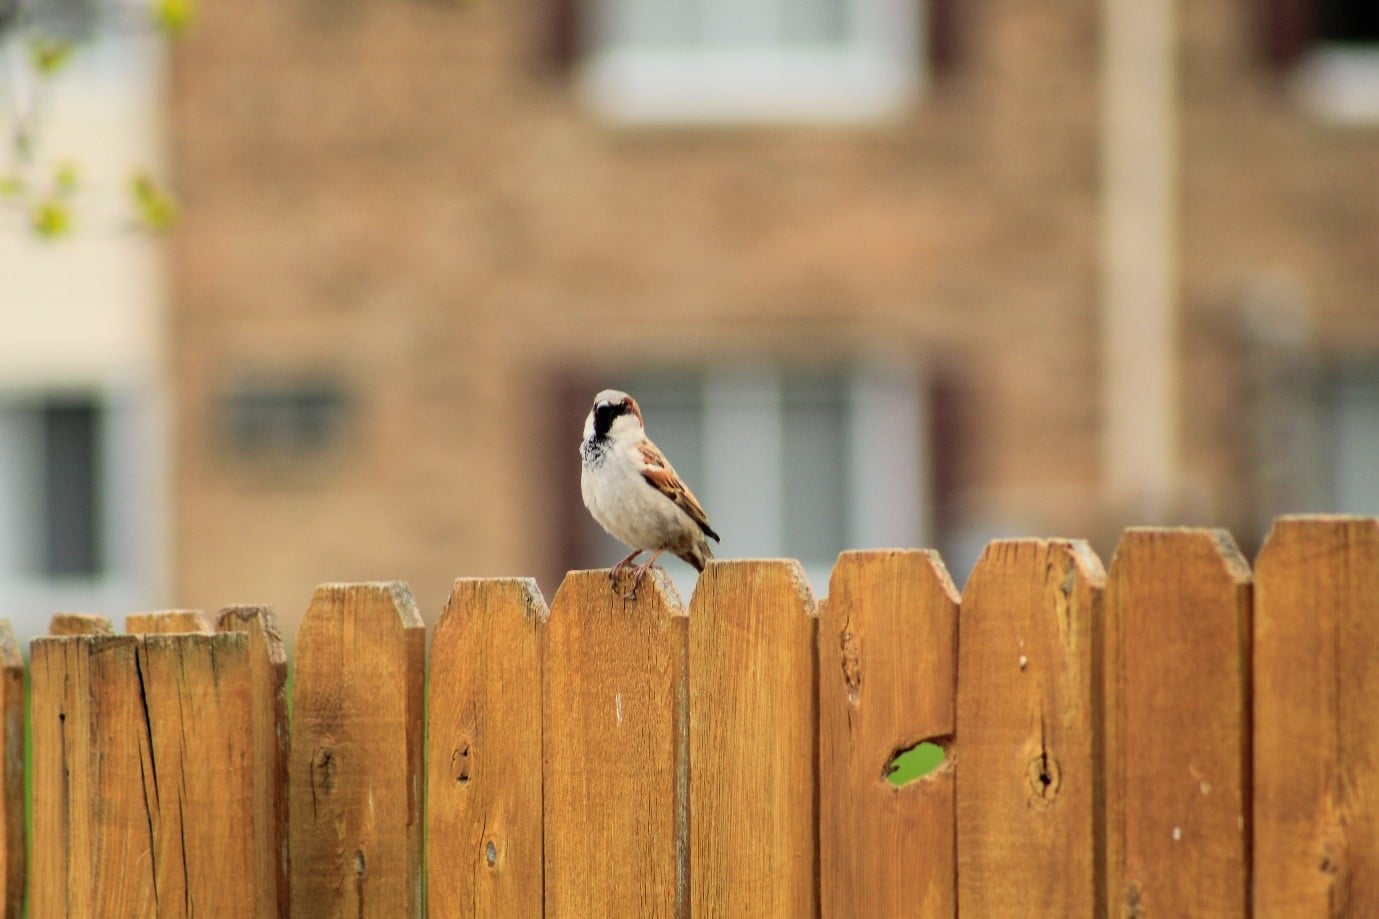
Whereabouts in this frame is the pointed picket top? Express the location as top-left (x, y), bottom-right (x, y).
top-left (290, 582), bottom-right (426, 919)
top-left (819, 549), bottom-right (958, 917)
top-left (958, 539), bottom-right (1105, 917)
top-left (48, 613), bottom-right (112, 636)
top-left (690, 559), bottom-right (818, 917)
top-left (126, 609), bottom-right (213, 634)
top-left (1105, 527), bottom-right (1251, 916)
top-left (543, 567), bottom-right (687, 918)
top-left (1254, 515), bottom-right (1379, 914)
top-left (216, 605), bottom-right (290, 917)
top-left (430, 578), bottom-right (547, 918)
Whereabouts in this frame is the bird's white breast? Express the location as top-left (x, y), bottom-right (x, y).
top-left (581, 438), bottom-right (695, 552)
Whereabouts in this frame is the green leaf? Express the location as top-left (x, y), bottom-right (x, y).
top-left (28, 38), bottom-right (74, 76)
top-left (129, 172), bottom-right (178, 232)
top-left (30, 198), bottom-right (72, 238)
top-left (153, 0), bottom-right (195, 36)
top-left (54, 162), bottom-right (80, 196)
top-left (0, 174), bottom-right (22, 201)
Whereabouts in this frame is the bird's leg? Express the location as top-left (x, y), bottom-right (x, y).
top-left (610, 549), bottom-right (644, 590)
top-left (623, 549), bottom-right (665, 600)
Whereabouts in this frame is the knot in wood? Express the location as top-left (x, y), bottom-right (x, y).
top-left (312, 745), bottom-right (337, 795)
top-left (840, 630), bottom-right (861, 705)
top-left (453, 741), bottom-right (472, 785)
top-left (1025, 751), bottom-right (1061, 807)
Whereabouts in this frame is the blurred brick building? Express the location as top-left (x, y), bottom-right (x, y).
top-left (159, 0), bottom-right (1379, 630)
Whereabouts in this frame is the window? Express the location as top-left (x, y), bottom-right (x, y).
top-left (0, 397), bottom-right (102, 578)
top-left (578, 0), bottom-right (923, 123)
top-left (1326, 365), bottom-right (1379, 515)
top-left (0, 390), bottom-right (159, 641)
top-left (221, 376), bottom-right (352, 463)
top-left (1287, 0), bottom-right (1379, 122)
top-left (570, 363), bottom-right (929, 597)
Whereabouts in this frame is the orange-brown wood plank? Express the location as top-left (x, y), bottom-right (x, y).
top-left (31, 633), bottom-right (155, 915)
top-left (957, 539), bottom-right (1105, 917)
top-left (818, 549), bottom-right (958, 917)
top-left (1255, 515), bottom-right (1379, 914)
top-left (1105, 528), bottom-right (1252, 916)
top-left (690, 560), bottom-right (817, 916)
top-left (289, 582), bottom-right (426, 919)
top-left (0, 622), bottom-right (22, 919)
top-left (429, 579), bottom-right (545, 918)
top-left (218, 605), bottom-right (291, 918)
top-left (31, 613), bottom-right (281, 916)
top-left (136, 630), bottom-right (261, 914)
top-left (542, 570), bottom-right (687, 918)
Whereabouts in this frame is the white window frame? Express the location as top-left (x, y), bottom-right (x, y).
top-left (0, 387), bottom-right (166, 645)
top-left (578, 0), bottom-right (924, 124)
top-left (1292, 44), bottom-right (1379, 123)
top-left (619, 363), bottom-right (929, 599)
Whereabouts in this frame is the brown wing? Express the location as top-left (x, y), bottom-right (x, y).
top-left (635, 440), bottom-right (721, 542)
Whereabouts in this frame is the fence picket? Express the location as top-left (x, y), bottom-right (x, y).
top-left (289, 583), bottom-right (426, 919)
top-left (0, 622), bottom-right (22, 919)
top-left (690, 560), bottom-right (818, 917)
top-left (1105, 528), bottom-right (1252, 915)
top-left (817, 549), bottom-right (957, 917)
top-left (1254, 515), bottom-right (1379, 914)
top-left (31, 612), bottom-right (281, 916)
top-left (135, 626), bottom-right (261, 913)
top-left (127, 610), bottom-right (213, 634)
top-left (47, 612), bottom-right (112, 636)
top-left (542, 569), bottom-right (687, 918)
top-left (957, 539), bottom-right (1105, 916)
top-left (218, 605), bottom-right (291, 918)
top-left (31, 631), bottom-right (152, 915)
top-left (428, 579), bottom-right (546, 918)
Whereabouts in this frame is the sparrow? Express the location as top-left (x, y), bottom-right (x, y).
top-left (580, 389), bottom-right (720, 599)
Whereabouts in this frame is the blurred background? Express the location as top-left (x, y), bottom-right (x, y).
top-left (0, 0), bottom-right (1376, 641)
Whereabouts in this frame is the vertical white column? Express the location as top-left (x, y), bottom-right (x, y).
top-left (1101, 0), bottom-right (1179, 518)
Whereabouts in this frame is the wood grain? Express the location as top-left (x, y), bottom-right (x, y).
top-left (957, 539), bottom-right (1105, 917)
top-left (31, 615), bottom-right (279, 916)
top-left (289, 582), bottom-right (426, 919)
top-left (218, 605), bottom-right (290, 918)
top-left (1254, 515), bottom-right (1379, 915)
top-left (127, 609), bottom-right (214, 634)
top-left (542, 569), bottom-right (687, 918)
top-left (428, 579), bottom-right (546, 918)
top-left (32, 633), bottom-right (154, 914)
top-left (817, 550), bottom-right (958, 917)
top-left (47, 612), bottom-right (111, 636)
top-left (1105, 528), bottom-right (1251, 916)
top-left (690, 560), bottom-right (818, 917)
top-left (0, 622), bottom-right (22, 919)
top-left (137, 630), bottom-right (260, 913)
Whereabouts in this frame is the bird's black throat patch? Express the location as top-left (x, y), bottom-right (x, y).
top-left (592, 400), bottom-right (629, 438)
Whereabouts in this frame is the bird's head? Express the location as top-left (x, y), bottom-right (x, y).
top-left (585, 389), bottom-right (644, 441)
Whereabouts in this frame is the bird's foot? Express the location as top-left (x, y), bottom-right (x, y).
top-left (619, 553), bottom-right (664, 601)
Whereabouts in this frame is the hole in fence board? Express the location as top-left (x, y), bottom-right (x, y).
top-left (885, 740), bottom-right (946, 786)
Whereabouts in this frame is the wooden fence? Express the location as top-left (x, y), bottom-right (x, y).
top-left (2, 515), bottom-right (1377, 916)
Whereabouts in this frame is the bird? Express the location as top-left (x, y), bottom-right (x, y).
top-left (580, 389), bottom-right (720, 599)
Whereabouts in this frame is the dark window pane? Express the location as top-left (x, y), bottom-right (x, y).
top-left (1320, 0), bottom-right (1379, 42)
top-left (42, 401), bottom-right (101, 577)
top-left (223, 377), bottom-right (350, 459)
